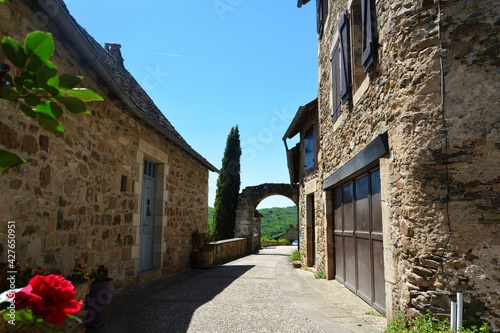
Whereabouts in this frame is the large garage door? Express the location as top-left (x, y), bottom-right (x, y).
top-left (333, 168), bottom-right (385, 312)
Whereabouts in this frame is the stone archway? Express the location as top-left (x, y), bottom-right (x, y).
top-left (234, 183), bottom-right (298, 254)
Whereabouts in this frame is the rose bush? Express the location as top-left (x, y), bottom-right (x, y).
top-left (15, 275), bottom-right (82, 325)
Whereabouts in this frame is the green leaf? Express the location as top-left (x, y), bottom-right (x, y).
top-left (0, 87), bottom-right (18, 100)
top-left (31, 87), bottom-right (50, 97)
top-left (58, 96), bottom-right (89, 114)
top-left (25, 93), bottom-right (42, 107)
top-left (27, 56), bottom-right (56, 78)
top-left (58, 74), bottom-right (83, 91)
top-left (26, 54), bottom-right (43, 74)
top-left (20, 71), bottom-right (36, 90)
top-left (38, 118), bottom-right (64, 133)
top-left (49, 101), bottom-right (63, 118)
top-left (35, 101), bottom-right (63, 119)
top-left (14, 76), bottom-right (24, 90)
top-left (65, 88), bottom-right (103, 102)
top-left (1, 36), bottom-right (27, 67)
top-left (47, 75), bottom-right (59, 88)
top-left (0, 150), bottom-right (26, 171)
top-left (67, 314), bottom-right (83, 324)
top-left (24, 31), bottom-right (54, 62)
top-left (47, 76), bottom-right (63, 98)
top-left (20, 104), bottom-right (37, 118)
top-left (36, 61), bottom-right (57, 88)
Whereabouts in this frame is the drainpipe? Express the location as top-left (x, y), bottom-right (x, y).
top-left (450, 292), bottom-right (464, 332)
top-left (282, 137), bottom-right (300, 250)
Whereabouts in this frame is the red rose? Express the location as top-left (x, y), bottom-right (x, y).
top-left (16, 274), bottom-right (83, 325)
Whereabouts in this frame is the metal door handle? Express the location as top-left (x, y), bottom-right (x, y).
top-left (147, 199), bottom-right (152, 216)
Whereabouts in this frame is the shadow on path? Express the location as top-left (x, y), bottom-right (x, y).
top-left (91, 265), bottom-right (254, 333)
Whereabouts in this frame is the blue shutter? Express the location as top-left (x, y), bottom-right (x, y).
top-left (339, 12), bottom-right (351, 103)
top-left (316, 0), bottom-right (323, 35)
top-left (361, 0), bottom-right (375, 71)
top-left (331, 39), bottom-right (341, 121)
top-left (305, 127), bottom-right (315, 170)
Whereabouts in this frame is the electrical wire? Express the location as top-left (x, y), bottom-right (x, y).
top-left (436, 0), bottom-right (453, 292)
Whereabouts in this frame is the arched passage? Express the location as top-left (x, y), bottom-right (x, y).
top-left (234, 183), bottom-right (298, 253)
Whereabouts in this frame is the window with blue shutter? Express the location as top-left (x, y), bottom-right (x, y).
top-left (316, 0), bottom-right (328, 37)
top-left (331, 39), bottom-right (342, 122)
top-left (338, 13), bottom-right (351, 104)
top-left (305, 127), bottom-right (315, 170)
top-left (361, 0), bottom-right (375, 71)
top-left (332, 12), bottom-right (351, 123)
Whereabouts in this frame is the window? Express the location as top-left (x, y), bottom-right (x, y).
top-left (316, 0), bottom-right (328, 37)
top-left (143, 159), bottom-right (156, 178)
top-left (331, 12), bottom-right (351, 122)
top-left (361, 0), bottom-right (376, 71)
top-left (304, 127), bottom-right (315, 170)
top-left (331, 0), bottom-right (377, 120)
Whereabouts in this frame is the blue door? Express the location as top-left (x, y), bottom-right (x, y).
top-left (139, 160), bottom-right (156, 272)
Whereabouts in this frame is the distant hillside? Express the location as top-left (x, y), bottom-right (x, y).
top-left (208, 206), bottom-right (297, 239)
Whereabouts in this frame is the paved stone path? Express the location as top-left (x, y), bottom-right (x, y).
top-left (91, 246), bottom-right (385, 333)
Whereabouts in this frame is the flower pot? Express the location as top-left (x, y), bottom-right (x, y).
top-left (73, 280), bottom-right (92, 302)
top-left (85, 279), bottom-right (114, 328)
top-left (190, 251), bottom-right (214, 269)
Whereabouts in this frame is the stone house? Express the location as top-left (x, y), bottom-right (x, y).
top-left (273, 225), bottom-right (299, 244)
top-left (287, 0), bottom-right (499, 329)
top-left (0, 0), bottom-right (217, 289)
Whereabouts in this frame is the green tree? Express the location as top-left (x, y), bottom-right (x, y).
top-left (212, 125), bottom-right (241, 240)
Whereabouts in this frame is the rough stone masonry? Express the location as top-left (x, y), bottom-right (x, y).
top-left (296, 0), bottom-right (499, 329)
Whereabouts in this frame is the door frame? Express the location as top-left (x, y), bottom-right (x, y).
top-left (323, 134), bottom-right (390, 313)
top-left (306, 193), bottom-right (316, 267)
top-left (133, 141), bottom-right (169, 277)
top-left (139, 160), bottom-right (156, 273)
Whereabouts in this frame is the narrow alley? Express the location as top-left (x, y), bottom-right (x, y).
top-left (92, 246), bottom-right (385, 333)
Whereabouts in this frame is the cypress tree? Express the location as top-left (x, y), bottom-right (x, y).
top-left (212, 125), bottom-right (241, 241)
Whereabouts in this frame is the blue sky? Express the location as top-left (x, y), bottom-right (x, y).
top-left (63, 1), bottom-right (318, 208)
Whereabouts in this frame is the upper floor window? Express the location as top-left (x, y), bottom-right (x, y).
top-left (316, 0), bottom-right (328, 37)
top-left (332, 12), bottom-right (351, 122)
top-left (331, 0), bottom-right (377, 122)
top-left (305, 127), bottom-right (315, 170)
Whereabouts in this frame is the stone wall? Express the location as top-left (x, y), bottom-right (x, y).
top-left (309, 0), bottom-right (499, 329)
top-left (211, 238), bottom-right (247, 264)
top-left (0, 1), bottom-right (210, 290)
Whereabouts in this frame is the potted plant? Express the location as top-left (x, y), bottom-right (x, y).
top-left (67, 264), bottom-right (94, 301)
top-left (190, 230), bottom-right (214, 269)
top-left (85, 265), bottom-right (113, 328)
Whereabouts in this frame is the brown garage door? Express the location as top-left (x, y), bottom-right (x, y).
top-left (333, 168), bottom-right (385, 312)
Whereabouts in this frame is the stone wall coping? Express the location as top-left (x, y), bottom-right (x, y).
top-left (210, 238), bottom-right (246, 245)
